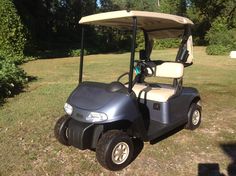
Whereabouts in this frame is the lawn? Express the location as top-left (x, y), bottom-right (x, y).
top-left (0, 47), bottom-right (236, 175)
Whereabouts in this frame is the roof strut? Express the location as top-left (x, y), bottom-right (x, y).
top-left (79, 27), bottom-right (85, 84)
top-left (128, 17), bottom-right (137, 93)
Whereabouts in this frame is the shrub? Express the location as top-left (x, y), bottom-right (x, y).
top-left (69, 49), bottom-right (88, 57)
top-left (206, 45), bottom-right (231, 55)
top-left (136, 31), bottom-right (180, 51)
top-left (153, 39), bottom-right (180, 49)
top-left (136, 31), bottom-right (145, 51)
top-left (0, 0), bottom-right (26, 62)
top-left (0, 56), bottom-right (27, 102)
top-left (206, 17), bottom-right (236, 55)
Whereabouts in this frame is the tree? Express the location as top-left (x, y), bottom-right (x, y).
top-left (187, 0), bottom-right (236, 44)
top-left (159, 0), bottom-right (187, 16)
top-left (13, 0), bottom-right (97, 51)
top-left (205, 17), bottom-right (236, 55)
top-left (0, 0), bottom-right (27, 102)
top-left (99, 0), bottom-right (160, 12)
top-left (0, 0), bottom-right (26, 60)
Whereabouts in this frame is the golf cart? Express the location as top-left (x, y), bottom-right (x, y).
top-left (55, 10), bottom-right (202, 171)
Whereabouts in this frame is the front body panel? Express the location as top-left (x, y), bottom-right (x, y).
top-left (67, 82), bottom-right (143, 124)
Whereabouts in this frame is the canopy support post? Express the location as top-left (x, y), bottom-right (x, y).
top-left (79, 27), bottom-right (85, 84)
top-left (128, 17), bottom-right (137, 93)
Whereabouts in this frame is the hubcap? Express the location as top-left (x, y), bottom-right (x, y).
top-left (192, 110), bottom-right (200, 125)
top-left (112, 142), bottom-right (129, 165)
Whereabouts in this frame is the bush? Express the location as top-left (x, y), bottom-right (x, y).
top-left (206, 45), bottom-right (231, 55)
top-left (69, 49), bottom-right (88, 57)
top-left (206, 17), bottom-right (236, 55)
top-left (136, 31), bottom-right (145, 51)
top-left (153, 39), bottom-right (180, 49)
top-left (136, 31), bottom-right (180, 51)
top-left (0, 0), bottom-right (26, 62)
top-left (0, 56), bottom-right (27, 102)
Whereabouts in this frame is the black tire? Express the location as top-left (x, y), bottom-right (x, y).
top-left (185, 102), bottom-right (202, 130)
top-left (54, 115), bottom-right (71, 146)
top-left (96, 130), bottom-right (134, 171)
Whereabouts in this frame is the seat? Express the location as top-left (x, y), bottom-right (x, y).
top-left (132, 62), bottom-right (184, 102)
top-left (132, 83), bottom-right (175, 102)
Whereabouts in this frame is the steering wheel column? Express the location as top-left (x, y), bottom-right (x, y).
top-left (117, 61), bottom-right (155, 87)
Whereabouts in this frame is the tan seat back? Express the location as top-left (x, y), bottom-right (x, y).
top-left (152, 62), bottom-right (184, 78)
top-left (186, 35), bottom-right (193, 63)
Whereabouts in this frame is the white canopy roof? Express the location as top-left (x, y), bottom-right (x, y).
top-left (79, 10), bottom-right (194, 38)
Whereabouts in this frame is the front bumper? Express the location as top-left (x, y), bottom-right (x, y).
top-left (68, 118), bottom-right (103, 150)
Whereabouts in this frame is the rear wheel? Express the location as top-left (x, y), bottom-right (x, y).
top-left (96, 130), bottom-right (134, 171)
top-left (185, 102), bottom-right (202, 130)
top-left (54, 115), bottom-right (71, 146)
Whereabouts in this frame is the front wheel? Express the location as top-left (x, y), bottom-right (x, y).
top-left (96, 130), bottom-right (134, 171)
top-left (54, 115), bottom-right (71, 146)
top-left (185, 102), bottom-right (202, 130)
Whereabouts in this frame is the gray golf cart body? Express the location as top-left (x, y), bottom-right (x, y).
top-left (65, 10), bottom-right (201, 150)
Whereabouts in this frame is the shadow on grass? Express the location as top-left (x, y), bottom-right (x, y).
top-left (197, 143), bottom-right (236, 176)
top-left (26, 49), bottom-right (72, 59)
top-left (0, 75), bottom-right (37, 106)
top-left (26, 48), bottom-right (130, 60)
top-left (198, 163), bottom-right (225, 176)
top-left (221, 143), bottom-right (236, 176)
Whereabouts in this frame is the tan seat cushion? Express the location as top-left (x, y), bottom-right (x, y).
top-left (132, 83), bottom-right (175, 102)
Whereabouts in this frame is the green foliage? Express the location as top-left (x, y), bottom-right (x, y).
top-left (206, 45), bottom-right (230, 55)
top-left (0, 0), bottom-right (26, 61)
top-left (136, 31), bottom-right (180, 51)
top-left (0, 56), bottom-right (27, 101)
top-left (108, 0), bottom-right (187, 15)
top-left (154, 39), bottom-right (180, 49)
top-left (14, 0), bottom-right (97, 52)
top-left (206, 17), bottom-right (236, 55)
top-left (136, 31), bottom-right (145, 50)
top-left (159, 0), bottom-right (186, 15)
top-left (0, 0), bottom-right (28, 102)
top-left (69, 49), bottom-right (82, 57)
top-left (69, 49), bottom-right (88, 57)
top-left (0, 51), bottom-right (24, 64)
top-left (110, 0), bottom-right (159, 11)
top-left (187, 0), bottom-right (236, 45)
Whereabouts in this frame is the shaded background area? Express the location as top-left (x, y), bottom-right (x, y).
top-left (12, 0), bottom-right (132, 58)
top-left (12, 0), bottom-right (236, 57)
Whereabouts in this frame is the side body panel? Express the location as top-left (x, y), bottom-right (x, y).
top-left (137, 86), bottom-right (201, 141)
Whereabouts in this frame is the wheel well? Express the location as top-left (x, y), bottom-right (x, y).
top-left (94, 120), bottom-right (133, 149)
top-left (190, 96), bottom-right (201, 108)
top-left (103, 120), bottom-right (132, 133)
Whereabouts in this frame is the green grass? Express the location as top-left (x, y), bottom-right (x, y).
top-left (0, 47), bottom-right (236, 175)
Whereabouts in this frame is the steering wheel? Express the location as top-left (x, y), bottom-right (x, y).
top-left (117, 61), bottom-right (155, 85)
top-left (135, 60), bottom-right (155, 77)
top-left (117, 72), bottom-right (129, 83)
top-left (117, 72), bottom-right (138, 87)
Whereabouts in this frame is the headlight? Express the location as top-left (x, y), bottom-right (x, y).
top-left (86, 112), bottom-right (108, 122)
top-left (64, 103), bottom-right (73, 115)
